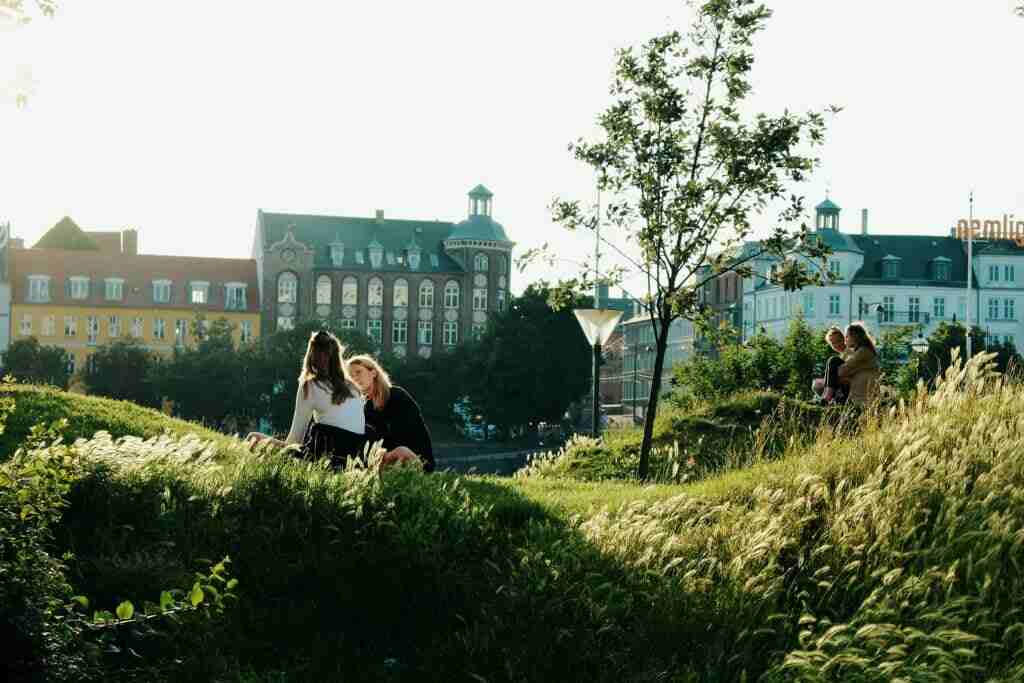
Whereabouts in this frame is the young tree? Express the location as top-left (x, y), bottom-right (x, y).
top-left (540, 0), bottom-right (831, 477)
top-left (0, 337), bottom-right (69, 388)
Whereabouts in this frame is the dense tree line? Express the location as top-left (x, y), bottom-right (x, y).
top-left (0, 284), bottom-right (593, 439)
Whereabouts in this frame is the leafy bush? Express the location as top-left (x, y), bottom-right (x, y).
top-left (521, 391), bottom-right (831, 483)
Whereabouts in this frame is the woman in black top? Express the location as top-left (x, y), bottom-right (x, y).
top-left (347, 354), bottom-right (435, 473)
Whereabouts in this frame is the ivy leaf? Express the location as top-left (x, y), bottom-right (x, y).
top-left (189, 582), bottom-right (204, 607)
top-left (159, 591), bottom-right (174, 611)
top-left (116, 600), bottom-right (134, 620)
top-left (70, 595), bottom-right (89, 610)
top-left (226, 578), bottom-right (239, 591)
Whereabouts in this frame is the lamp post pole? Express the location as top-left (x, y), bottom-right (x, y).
top-left (574, 309), bottom-right (623, 440)
top-left (591, 342), bottom-right (602, 437)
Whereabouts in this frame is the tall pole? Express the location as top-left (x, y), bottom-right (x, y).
top-left (591, 342), bottom-right (602, 437)
top-left (595, 184), bottom-right (601, 309)
top-left (626, 335), bottom-right (634, 421)
top-left (967, 190), bottom-right (974, 359)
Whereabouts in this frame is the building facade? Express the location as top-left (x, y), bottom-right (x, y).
top-left (8, 218), bottom-right (260, 374)
top-left (741, 199), bottom-right (1023, 349)
top-left (621, 309), bottom-right (695, 419)
top-left (252, 185), bottom-right (514, 357)
top-left (0, 221), bottom-right (10, 356)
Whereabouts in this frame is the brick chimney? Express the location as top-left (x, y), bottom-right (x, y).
top-left (861, 209), bottom-right (869, 235)
top-left (121, 229), bottom-right (138, 255)
top-left (375, 210), bottom-right (384, 224)
top-left (10, 237), bottom-right (24, 249)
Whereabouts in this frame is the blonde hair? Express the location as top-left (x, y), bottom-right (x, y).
top-left (825, 326), bottom-right (844, 343)
top-left (299, 330), bottom-right (357, 404)
top-left (845, 322), bottom-right (877, 355)
top-left (348, 354), bottom-right (392, 410)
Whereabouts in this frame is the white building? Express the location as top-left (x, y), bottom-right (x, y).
top-left (741, 199), bottom-right (1022, 348)
top-left (0, 221), bottom-right (10, 357)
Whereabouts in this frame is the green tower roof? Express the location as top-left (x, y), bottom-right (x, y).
top-left (468, 184), bottom-right (493, 199)
top-left (816, 198), bottom-right (841, 212)
top-left (447, 214), bottom-right (510, 242)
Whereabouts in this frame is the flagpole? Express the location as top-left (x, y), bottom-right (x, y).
top-left (966, 190), bottom-right (974, 359)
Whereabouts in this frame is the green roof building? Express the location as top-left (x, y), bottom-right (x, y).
top-left (253, 185), bottom-right (514, 357)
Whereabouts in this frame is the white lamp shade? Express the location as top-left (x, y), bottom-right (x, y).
top-left (910, 337), bottom-right (929, 353)
top-left (574, 309), bottom-right (623, 346)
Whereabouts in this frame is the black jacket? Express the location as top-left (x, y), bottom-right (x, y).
top-left (364, 386), bottom-right (435, 472)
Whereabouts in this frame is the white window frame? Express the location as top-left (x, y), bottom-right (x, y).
top-left (70, 276), bottom-right (90, 300)
top-left (496, 289), bottom-right (506, 312)
top-left (444, 281), bottom-right (460, 309)
top-left (472, 322), bottom-right (486, 340)
top-left (882, 296), bottom-right (895, 322)
top-left (241, 320), bottom-right (253, 344)
top-left (802, 292), bottom-right (814, 317)
top-left (473, 287), bottom-right (488, 311)
top-left (443, 321), bottom-right (458, 346)
top-left (42, 315), bottom-right (55, 337)
top-left (417, 320), bottom-right (433, 345)
top-left (28, 275), bottom-right (51, 303)
top-left (419, 280), bottom-right (434, 308)
top-left (828, 260), bottom-right (841, 279)
top-left (342, 277), bottom-right (358, 305)
top-left (86, 316), bottom-right (99, 345)
top-left (1007, 265), bottom-right (1016, 283)
top-left (64, 315), bottom-right (77, 338)
top-left (316, 274), bottom-right (333, 306)
top-left (392, 319), bottom-right (408, 345)
top-left (189, 281), bottom-right (210, 305)
top-left (393, 279), bottom-right (409, 308)
top-left (1005, 298), bottom-right (1015, 321)
top-left (131, 317), bottom-right (144, 338)
top-left (990, 264), bottom-right (1000, 283)
top-left (277, 272), bottom-right (297, 304)
top-left (154, 318), bottom-right (166, 341)
top-left (339, 319), bottom-right (357, 330)
top-left (277, 316), bottom-right (294, 331)
top-left (474, 253), bottom-right (489, 272)
top-left (367, 319), bottom-right (383, 344)
top-left (908, 296), bottom-right (920, 323)
top-left (828, 294), bottom-right (840, 316)
top-left (368, 277), bottom-right (384, 306)
top-left (153, 279), bottom-right (172, 304)
top-left (175, 319), bottom-right (188, 346)
top-left (105, 277), bottom-right (125, 301)
top-left (108, 315), bottom-right (121, 339)
top-left (933, 297), bottom-right (945, 319)
top-left (225, 282), bottom-right (248, 310)
top-left (988, 297), bottom-right (1000, 320)
top-left (19, 313), bottom-right (32, 336)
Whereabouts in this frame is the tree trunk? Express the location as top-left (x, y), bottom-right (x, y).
top-left (637, 318), bottom-right (672, 480)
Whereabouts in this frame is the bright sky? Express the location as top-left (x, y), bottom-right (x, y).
top-left (2, 1), bottom-right (1022, 296)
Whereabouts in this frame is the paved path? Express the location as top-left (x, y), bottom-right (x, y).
top-left (435, 448), bottom-right (545, 476)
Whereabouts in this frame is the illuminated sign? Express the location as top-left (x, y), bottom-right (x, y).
top-left (955, 215), bottom-right (1024, 246)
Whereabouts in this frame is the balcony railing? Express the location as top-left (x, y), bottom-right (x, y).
top-left (872, 310), bottom-right (931, 326)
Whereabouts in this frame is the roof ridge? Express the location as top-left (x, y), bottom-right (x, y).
top-left (260, 210), bottom-right (455, 225)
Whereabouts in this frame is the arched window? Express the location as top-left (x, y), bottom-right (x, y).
top-left (342, 276), bottom-right (358, 305)
top-left (474, 253), bottom-right (489, 272)
top-left (419, 280), bottom-right (434, 308)
top-left (316, 275), bottom-right (332, 305)
top-left (444, 280), bottom-right (460, 309)
top-left (497, 254), bottom-right (507, 274)
top-left (368, 277), bottom-right (384, 306)
top-left (393, 278), bottom-right (408, 308)
top-left (277, 272), bottom-right (297, 303)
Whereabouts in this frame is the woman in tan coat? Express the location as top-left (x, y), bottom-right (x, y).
top-left (837, 323), bottom-right (881, 405)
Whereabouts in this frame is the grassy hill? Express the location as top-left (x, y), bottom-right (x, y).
top-left (0, 382), bottom-right (236, 459)
top-left (4, 359), bottom-right (1024, 681)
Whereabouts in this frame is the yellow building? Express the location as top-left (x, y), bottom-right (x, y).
top-left (9, 218), bottom-right (260, 375)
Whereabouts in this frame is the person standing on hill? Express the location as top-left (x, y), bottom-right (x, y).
top-left (838, 322), bottom-right (881, 405)
top-left (347, 355), bottom-right (435, 473)
top-left (246, 330), bottom-right (367, 466)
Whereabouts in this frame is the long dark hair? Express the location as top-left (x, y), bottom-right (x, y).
top-left (845, 322), bottom-right (877, 355)
top-left (299, 330), bottom-right (357, 404)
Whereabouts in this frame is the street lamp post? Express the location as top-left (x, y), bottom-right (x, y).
top-left (574, 309), bottom-right (623, 437)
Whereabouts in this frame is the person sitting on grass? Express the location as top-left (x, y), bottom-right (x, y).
top-left (837, 322), bottom-right (881, 406)
top-left (812, 326), bottom-right (849, 404)
top-left (347, 354), bottom-right (435, 473)
top-left (246, 330), bottom-right (367, 467)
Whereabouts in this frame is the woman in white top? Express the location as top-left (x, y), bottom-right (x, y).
top-left (246, 330), bottom-right (367, 466)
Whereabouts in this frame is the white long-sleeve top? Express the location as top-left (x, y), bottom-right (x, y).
top-left (285, 380), bottom-right (366, 445)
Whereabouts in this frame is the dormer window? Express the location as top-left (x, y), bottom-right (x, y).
top-left (408, 249), bottom-right (421, 270)
top-left (69, 276), bottom-right (90, 300)
top-left (329, 240), bottom-right (345, 266)
top-left (355, 250), bottom-right (365, 265)
top-left (881, 255), bottom-right (901, 280)
top-left (932, 257), bottom-right (951, 282)
top-left (225, 282), bottom-right (247, 310)
top-left (429, 254), bottom-right (439, 269)
top-left (105, 278), bottom-right (124, 301)
top-left (152, 279), bottom-right (172, 304)
top-left (189, 281), bottom-right (210, 304)
top-left (385, 251), bottom-right (396, 265)
top-left (28, 275), bottom-right (51, 302)
top-left (369, 240), bottom-right (383, 269)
